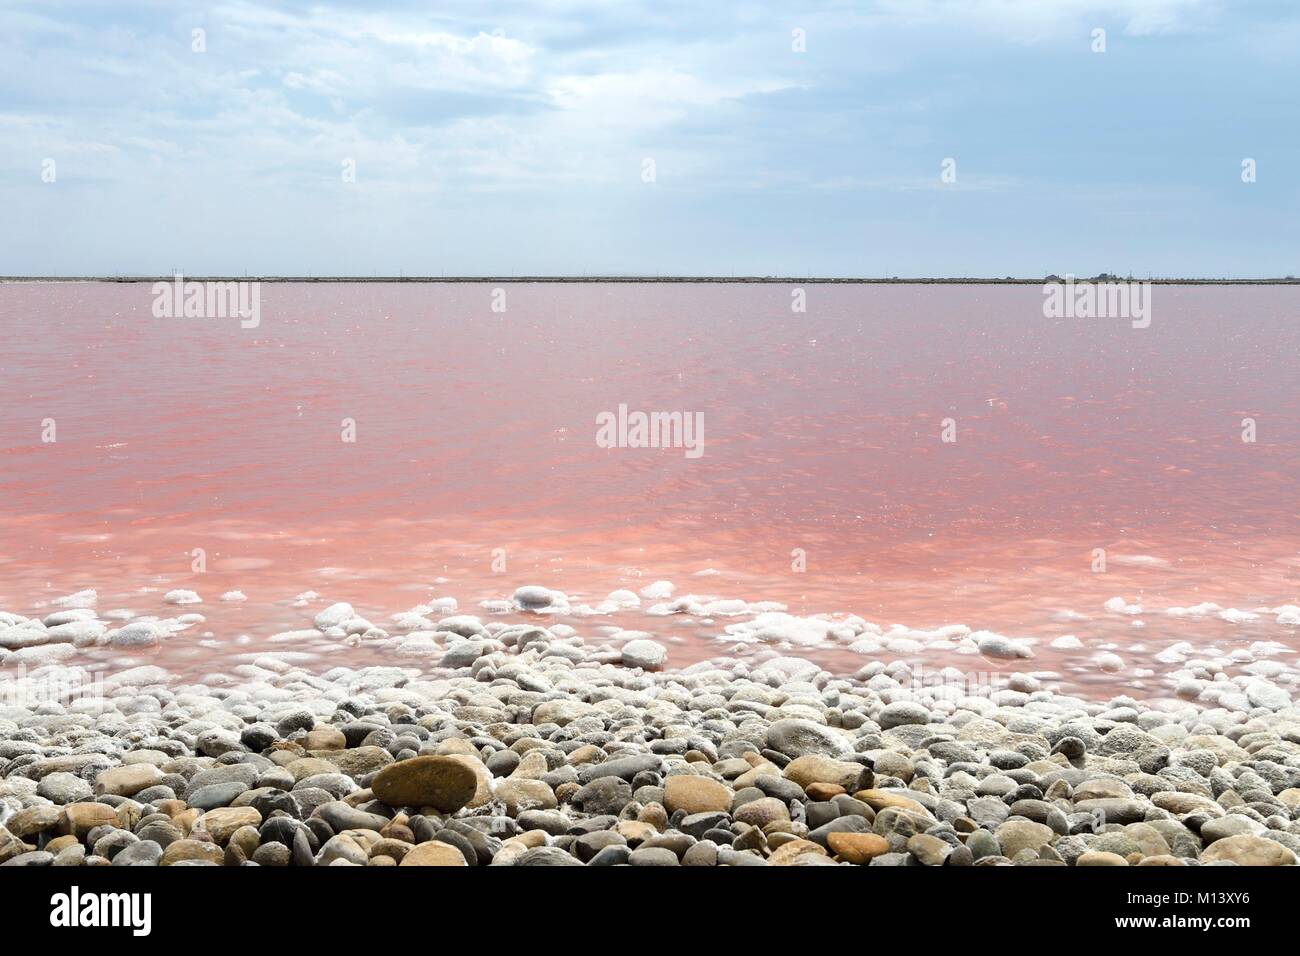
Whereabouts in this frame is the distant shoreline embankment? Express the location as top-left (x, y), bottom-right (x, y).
top-left (2, 276), bottom-right (1298, 285)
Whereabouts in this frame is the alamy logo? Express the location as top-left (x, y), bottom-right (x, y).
top-left (1042, 276), bottom-right (1151, 329)
top-left (50, 887), bottom-right (151, 936)
top-left (0, 663), bottom-right (106, 713)
top-left (596, 403), bottom-right (704, 459)
top-left (151, 273), bottom-right (261, 328)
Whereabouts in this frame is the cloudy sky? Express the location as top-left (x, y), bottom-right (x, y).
top-left (2, 0), bottom-right (1297, 276)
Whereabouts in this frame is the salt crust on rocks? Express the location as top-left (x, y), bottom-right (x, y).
top-left (3, 598), bottom-right (1300, 868)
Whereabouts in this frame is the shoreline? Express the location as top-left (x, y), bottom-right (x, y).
top-left (6, 583), bottom-right (1300, 706)
top-left (3, 276), bottom-right (1300, 285)
top-left (3, 598), bottom-right (1299, 867)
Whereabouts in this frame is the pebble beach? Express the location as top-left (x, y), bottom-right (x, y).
top-left (4, 587), bottom-right (1300, 868)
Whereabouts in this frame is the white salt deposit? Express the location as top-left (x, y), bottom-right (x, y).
top-left (102, 665), bottom-right (170, 689)
top-left (313, 602), bottom-right (355, 630)
top-left (1245, 680), bottom-right (1291, 709)
top-left (0, 623), bottom-right (52, 650)
top-left (11, 643), bottom-right (77, 666)
top-left (44, 621), bottom-right (105, 647)
top-left (639, 580), bottom-right (675, 599)
top-left (884, 636), bottom-right (925, 654)
top-left (1104, 596), bottom-right (1142, 615)
top-left (1247, 640), bottom-right (1293, 658)
top-left (395, 634), bottom-right (440, 656)
top-left (389, 611), bottom-right (433, 631)
top-left (52, 589), bottom-right (97, 609)
top-left (606, 589), bottom-right (641, 607)
top-left (847, 636), bottom-right (883, 654)
top-left (882, 623), bottom-right (969, 646)
top-left (7, 573), bottom-right (1300, 716)
top-left (1165, 602), bottom-right (1222, 617)
top-left (341, 617), bottom-right (377, 637)
top-left (723, 612), bottom-right (860, 647)
top-left (220, 590), bottom-right (247, 602)
top-left (435, 615), bottom-right (486, 637)
top-left (41, 609), bottom-right (97, 627)
top-left (749, 655), bottom-right (823, 682)
top-left (648, 595), bottom-right (786, 617)
top-left (1154, 642), bottom-right (1195, 664)
top-left (512, 585), bottom-right (565, 611)
top-left (973, 631), bottom-right (1034, 660)
top-left (270, 629), bottom-right (326, 643)
top-left (163, 589), bottom-right (202, 605)
top-left (108, 621), bottom-right (164, 648)
top-left (620, 638), bottom-right (668, 671)
top-left (1273, 605), bottom-right (1300, 626)
top-left (1093, 652), bottom-right (1125, 673)
top-left (1218, 608), bottom-right (1260, 624)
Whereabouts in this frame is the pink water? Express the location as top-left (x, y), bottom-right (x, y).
top-left (2, 282), bottom-right (1297, 695)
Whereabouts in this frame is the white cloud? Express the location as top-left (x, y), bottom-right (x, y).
top-left (1, 0), bottom-right (1294, 275)
top-left (872, 0), bottom-right (1221, 40)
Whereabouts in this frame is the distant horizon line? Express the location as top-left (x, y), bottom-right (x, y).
top-left (3, 275), bottom-right (1299, 285)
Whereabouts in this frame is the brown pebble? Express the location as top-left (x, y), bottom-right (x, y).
top-left (151, 801), bottom-right (183, 819)
top-left (229, 824), bottom-right (261, 859)
top-left (638, 803), bottom-right (669, 831)
top-left (804, 782), bottom-right (846, 801)
top-left (60, 802), bottom-right (120, 839)
top-left (768, 839), bottom-right (827, 865)
top-left (380, 823), bottom-right (415, 843)
top-left (827, 832), bottom-right (890, 864)
top-left (554, 782), bottom-right (580, 802)
top-left (566, 745), bottom-right (603, 765)
top-left (160, 839), bottom-right (224, 866)
top-left (116, 803), bottom-right (143, 830)
top-left (368, 839), bottom-right (413, 862)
